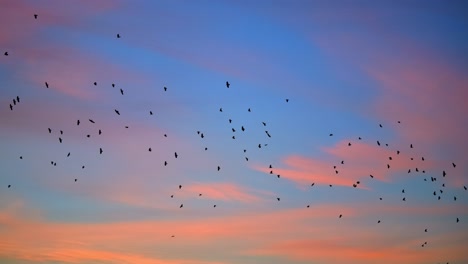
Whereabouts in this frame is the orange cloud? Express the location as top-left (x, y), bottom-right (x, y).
top-left (252, 140), bottom-right (438, 188)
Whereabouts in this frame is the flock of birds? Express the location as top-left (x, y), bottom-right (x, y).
top-left (2, 13), bottom-right (466, 264)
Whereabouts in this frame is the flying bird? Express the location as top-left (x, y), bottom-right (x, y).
top-left (9, 104), bottom-right (12, 111)
top-left (175, 152), bottom-right (178, 158)
top-left (77, 120), bottom-right (80, 126)
top-left (164, 86), bottom-right (167, 91)
top-left (117, 33), bottom-right (121, 38)
top-left (179, 185), bottom-right (182, 189)
top-left (94, 82), bottom-right (97, 86)
top-left (45, 82), bottom-right (49, 88)
top-left (226, 81), bottom-right (230, 88)
top-left (89, 119), bottom-right (95, 124)
top-left (180, 204), bottom-right (183, 208)
top-left (34, 14), bottom-right (38, 19)
top-left (4, 52), bottom-right (8, 56)
top-left (120, 89), bottom-right (124, 95)
top-left (99, 148), bottom-right (103, 154)
top-left (286, 99), bottom-right (289, 102)
top-left (217, 166), bottom-right (220, 171)
top-left (115, 109), bottom-right (120, 115)
top-left (452, 162), bottom-right (456, 168)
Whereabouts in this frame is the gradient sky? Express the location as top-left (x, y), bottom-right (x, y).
top-left (1, 1), bottom-right (468, 263)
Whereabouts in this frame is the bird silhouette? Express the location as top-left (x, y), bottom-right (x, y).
top-left (339, 214), bottom-right (342, 218)
top-left (4, 52), bottom-right (8, 56)
top-left (148, 148), bottom-right (152, 152)
top-left (179, 185), bottom-right (182, 189)
top-left (180, 204), bottom-right (183, 208)
top-left (115, 109), bottom-right (120, 115)
top-left (45, 82), bottom-right (49, 88)
top-left (150, 111), bottom-right (153, 115)
top-left (94, 82), bottom-right (97, 86)
top-left (99, 129), bottom-right (102, 135)
top-left (34, 14), bottom-right (38, 19)
top-left (120, 89), bottom-right (124, 95)
top-left (117, 33), bottom-right (121, 38)
top-left (164, 86), bottom-right (167, 91)
top-left (452, 162), bottom-right (456, 168)
top-left (217, 166), bottom-right (220, 171)
top-left (77, 120), bottom-right (80, 126)
top-left (226, 81), bottom-right (230, 88)
top-left (277, 197), bottom-right (280, 201)
top-left (89, 119), bottom-right (95, 124)
top-left (99, 148), bottom-right (103, 154)
top-left (175, 152), bottom-right (178, 158)
top-left (286, 99), bottom-right (289, 102)
top-left (67, 152), bottom-right (70, 157)
top-left (9, 104), bottom-right (13, 111)
top-left (164, 161), bottom-right (167, 166)
top-left (8, 185), bottom-right (11, 188)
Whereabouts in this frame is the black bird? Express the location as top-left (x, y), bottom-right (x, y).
top-left (232, 128), bottom-right (236, 132)
top-left (19, 156), bottom-right (22, 159)
top-left (60, 130), bottom-right (63, 135)
top-left (410, 144), bottom-right (413, 148)
top-left (217, 166), bottom-right (220, 171)
top-left (150, 111), bottom-right (153, 115)
top-left (452, 162), bottom-right (456, 168)
top-left (377, 141), bottom-right (381, 146)
top-left (370, 174), bottom-right (374, 178)
top-left (115, 109), bottom-right (120, 115)
top-left (403, 197), bottom-right (406, 201)
top-left (341, 160), bottom-right (344, 164)
top-left (120, 89), bottom-right (124, 95)
top-left (311, 183), bottom-right (315, 186)
top-left (425, 229), bottom-right (427, 232)
top-left (180, 204), bottom-right (183, 208)
top-left (378, 220), bottom-right (381, 223)
top-left (243, 149), bottom-right (246, 153)
top-left (67, 152), bottom-right (70, 157)
top-left (277, 197), bottom-right (280, 201)
top-left (242, 126), bottom-right (245, 131)
top-left (219, 108), bottom-right (223, 112)
top-left (164, 134), bottom-right (167, 137)
top-left (4, 52), bottom-right (8, 56)
top-left (258, 144), bottom-right (261, 148)
top-left (348, 142), bottom-right (352, 146)
top-left (94, 82), bottom-right (97, 86)
top-left (148, 148), bottom-right (152, 152)
top-left (99, 148), bottom-right (103, 154)
top-left (59, 137), bottom-right (62, 143)
top-left (45, 82), bottom-right (49, 88)
top-left (464, 186), bottom-right (467, 190)
top-left (422, 157), bottom-right (425, 161)
top-left (232, 136), bottom-right (235, 139)
top-left (16, 96), bottom-right (20, 102)
top-left (164, 161), bottom-right (167, 166)
top-left (200, 133), bottom-right (204, 138)
top-left (443, 171), bottom-right (446, 177)
top-left (179, 185), bottom-right (182, 189)
top-left (112, 83), bottom-right (115, 87)
top-left (117, 33), bottom-right (121, 38)
top-left (379, 124), bottom-right (383, 128)
top-left (9, 104), bottom-right (13, 111)
top-left (262, 122), bottom-right (266, 126)
top-left (329, 133), bottom-right (333, 136)
top-left (339, 214), bottom-right (342, 218)
top-left (358, 137), bottom-right (362, 140)
top-left (8, 185), bottom-right (11, 188)
top-left (214, 205), bottom-right (217, 207)
top-left (286, 99), bottom-right (289, 102)
top-left (397, 150), bottom-right (400, 155)
top-left (457, 217), bottom-right (459, 223)
top-left (75, 179), bottom-right (77, 182)
top-left (171, 195), bottom-right (173, 198)
top-left (99, 129), bottom-right (102, 135)
top-left (248, 108), bottom-right (251, 112)
top-left (34, 14), bottom-right (38, 19)
top-left (229, 119), bottom-right (232, 123)
top-left (13, 99), bottom-right (16, 105)
top-left (226, 81), bottom-right (230, 88)
top-left (205, 147), bottom-right (208, 151)
top-left (164, 86), bottom-right (167, 91)
top-left (245, 157), bottom-right (248, 161)
top-left (266, 131), bottom-right (271, 137)
top-left (89, 119), bottom-right (95, 124)
top-left (402, 189), bottom-right (405, 193)
top-left (77, 120), bottom-right (80, 126)
top-left (175, 152), bottom-right (178, 158)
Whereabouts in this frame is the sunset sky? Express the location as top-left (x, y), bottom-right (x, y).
top-left (1, 1), bottom-right (468, 263)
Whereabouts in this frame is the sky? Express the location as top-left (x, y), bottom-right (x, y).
top-left (1, 0), bottom-right (468, 263)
